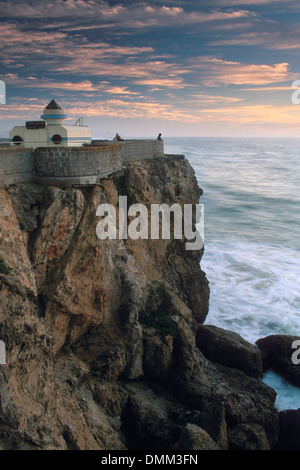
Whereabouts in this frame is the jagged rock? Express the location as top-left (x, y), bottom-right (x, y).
top-left (0, 157), bottom-right (282, 450)
top-left (0, 367), bottom-right (19, 439)
top-left (30, 186), bottom-right (85, 289)
top-left (213, 364), bottom-right (279, 448)
top-left (0, 188), bottom-right (37, 294)
top-left (122, 383), bottom-right (180, 450)
top-left (188, 400), bottom-right (228, 450)
top-left (54, 354), bottom-right (126, 450)
top-left (173, 361), bottom-right (279, 449)
top-left (143, 331), bottom-right (174, 381)
top-left (0, 276), bottom-right (65, 449)
top-left (7, 184), bottom-right (42, 232)
top-left (196, 324), bottom-right (262, 378)
top-left (276, 409), bottom-right (300, 450)
top-left (228, 424), bottom-right (270, 450)
top-left (91, 347), bottom-right (126, 382)
top-left (176, 424), bottom-right (219, 450)
top-left (256, 335), bottom-right (300, 387)
top-left (125, 158), bottom-right (209, 323)
top-left (92, 382), bottom-right (128, 418)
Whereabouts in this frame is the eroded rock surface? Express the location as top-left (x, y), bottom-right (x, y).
top-left (256, 334), bottom-right (300, 387)
top-left (196, 324), bottom-right (262, 378)
top-left (0, 157), bottom-right (280, 450)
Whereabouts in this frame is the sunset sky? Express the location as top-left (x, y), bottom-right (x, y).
top-left (1, 0), bottom-right (300, 138)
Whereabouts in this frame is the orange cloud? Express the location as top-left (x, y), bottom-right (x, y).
top-left (189, 93), bottom-right (244, 104)
top-left (6, 78), bottom-right (140, 95)
top-left (190, 57), bottom-right (294, 86)
top-left (3, 95), bottom-right (300, 129)
top-left (132, 77), bottom-right (185, 89)
top-left (196, 104), bottom-right (300, 124)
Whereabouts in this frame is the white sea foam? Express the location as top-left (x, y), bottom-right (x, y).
top-left (164, 137), bottom-right (300, 411)
top-left (262, 371), bottom-right (300, 412)
top-left (202, 240), bottom-right (300, 344)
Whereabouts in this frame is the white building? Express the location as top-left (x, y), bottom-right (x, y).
top-left (9, 99), bottom-right (92, 149)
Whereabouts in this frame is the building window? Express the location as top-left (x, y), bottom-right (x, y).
top-left (52, 134), bottom-right (62, 144)
top-left (12, 135), bottom-right (22, 145)
top-left (26, 121), bottom-right (46, 130)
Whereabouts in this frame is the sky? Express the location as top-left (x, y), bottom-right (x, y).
top-left (1, 0), bottom-right (300, 138)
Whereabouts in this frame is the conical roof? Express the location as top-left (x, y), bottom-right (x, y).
top-left (45, 99), bottom-right (63, 110)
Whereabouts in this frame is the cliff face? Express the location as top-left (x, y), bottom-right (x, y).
top-left (0, 156), bottom-right (279, 450)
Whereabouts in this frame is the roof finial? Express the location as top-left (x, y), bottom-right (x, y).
top-left (45, 99), bottom-right (63, 110)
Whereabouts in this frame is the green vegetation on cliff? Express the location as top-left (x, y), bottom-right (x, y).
top-left (114, 174), bottom-right (138, 206)
top-left (0, 258), bottom-right (11, 275)
top-left (140, 286), bottom-right (177, 338)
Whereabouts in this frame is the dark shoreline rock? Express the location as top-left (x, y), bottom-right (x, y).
top-left (256, 335), bottom-right (300, 387)
top-left (228, 423), bottom-right (270, 450)
top-left (196, 324), bottom-right (262, 378)
top-left (255, 335), bottom-right (300, 450)
top-left (276, 409), bottom-right (300, 450)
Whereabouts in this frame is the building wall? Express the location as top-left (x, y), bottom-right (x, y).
top-left (9, 124), bottom-right (92, 149)
top-left (0, 140), bottom-right (165, 186)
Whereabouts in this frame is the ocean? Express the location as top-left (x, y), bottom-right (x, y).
top-left (164, 137), bottom-right (300, 412)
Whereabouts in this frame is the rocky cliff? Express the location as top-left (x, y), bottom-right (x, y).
top-left (0, 156), bottom-right (280, 450)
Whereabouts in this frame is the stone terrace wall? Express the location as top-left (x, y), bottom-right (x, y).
top-left (34, 143), bottom-right (123, 178)
top-left (35, 140), bottom-right (164, 178)
top-left (91, 139), bottom-right (164, 161)
top-left (0, 139), bottom-right (165, 186)
top-left (0, 147), bottom-right (34, 186)
top-left (121, 140), bottom-right (164, 161)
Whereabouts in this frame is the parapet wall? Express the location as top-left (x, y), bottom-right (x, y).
top-left (35, 144), bottom-right (123, 178)
top-left (0, 139), bottom-right (164, 186)
top-left (121, 140), bottom-right (164, 161)
top-left (0, 147), bottom-right (35, 186)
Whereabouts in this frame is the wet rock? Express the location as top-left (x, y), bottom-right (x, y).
top-left (256, 335), bottom-right (300, 387)
top-left (196, 324), bottom-right (262, 378)
top-left (275, 408), bottom-right (300, 450)
top-left (173, 361), bottom-right (279, 449)
top-left (214, 364), bottom-right (279, 448)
